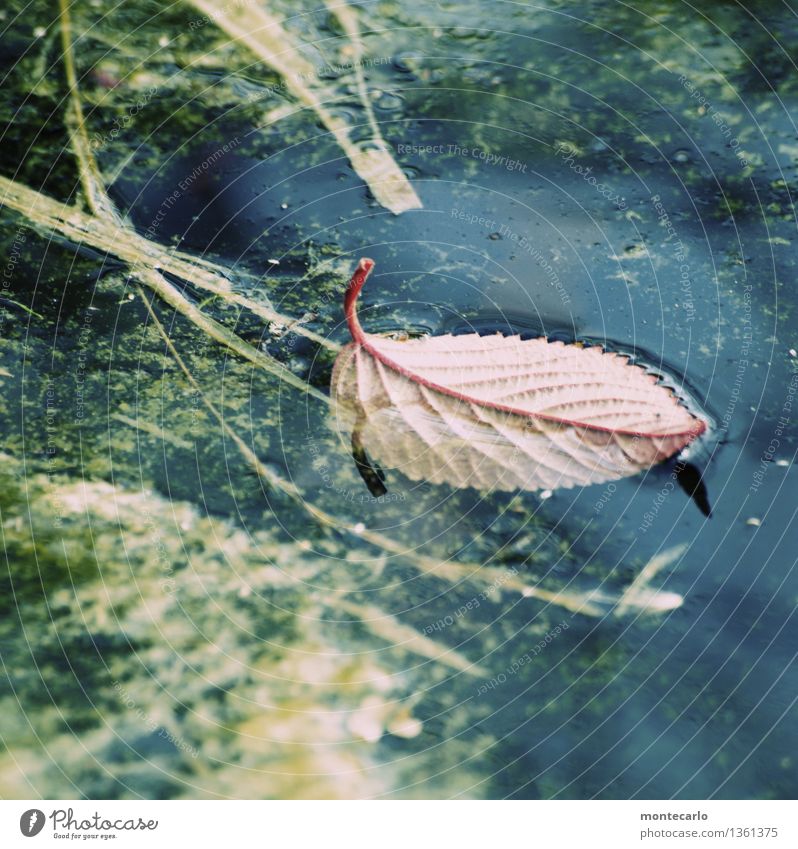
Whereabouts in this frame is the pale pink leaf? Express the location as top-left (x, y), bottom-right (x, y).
top-left (331, 259), bottom-right (707, 493)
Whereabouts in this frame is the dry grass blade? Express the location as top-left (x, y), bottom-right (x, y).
top-left (614, 544), bottom-right (687, 616)
top-left (187, 0), bottom-right (422, 215)
top-left (0, 4), bottom-right (339, 407)
top-left (323, 0), bottom-right (382, 144)
top-left (0, 173), bottom-right (339, 353)
top-left (134, 265), bottom-right (331, 401)
top-left (337, 600), bottom-right (489, 677)
top-left (55, 0), bottom-right (328, 399)
top-left (21, 7), bottom-right (340, 355)
top-left (111, 413), bottom-right (194, 450)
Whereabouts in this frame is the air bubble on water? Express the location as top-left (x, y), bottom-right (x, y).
top-left (358, 139), bottom-right (390, 154)
top-left (393, 52), bottom-right (421, 74)
top-left (622, 243), bottom-right (648, 260)
top-left (328, 107), bottom-right (357, 125)
top-left (373, 91), bottom-right (404, 112)
top-left (450, 26), bottom-right (479, 39)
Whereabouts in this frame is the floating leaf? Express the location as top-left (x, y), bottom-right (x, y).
top-left (332, 259), bottom-right (707, 493)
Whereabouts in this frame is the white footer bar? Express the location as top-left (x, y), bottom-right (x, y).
top-left (1, 800), bottom-right (795, 848)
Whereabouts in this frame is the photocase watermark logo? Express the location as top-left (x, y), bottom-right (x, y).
top-left (19, 809), bottom-right (45, 837)
top-left (15, 808), bottom-right (159, 838)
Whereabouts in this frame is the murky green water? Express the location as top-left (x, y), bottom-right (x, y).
top-left (0, 0), bottom-right (796, 798)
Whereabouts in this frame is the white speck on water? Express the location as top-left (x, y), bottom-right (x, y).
top-left (280, 203), bottom-right (288, 209)
top-left (267, 258), bottom-right (280, 265)
top-left (158, 35), bottom-right (169, 47)
top-left (540, 489), bottom-right (553, 500)
top-left (33, 26), bottom-right (46, 37)
top-left (352, 522), bottom-right (366, 535)
top-left (789, 348), bottom-right (797, 358)
top-left (776, 459), bottom-right (789, 467)
top-left (746, 517), bottom-right (761, 527)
